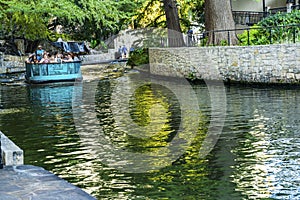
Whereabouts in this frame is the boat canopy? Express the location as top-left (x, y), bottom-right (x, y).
top-left (51, 41), bottom-right (89, 54)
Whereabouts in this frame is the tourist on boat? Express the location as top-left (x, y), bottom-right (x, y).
top-left (63, 53), bottom-right (73, 62)
top-left (73, 53), bottom-right (80, 61)
top-left (39, 52), bottom-right (50, 63)
top-left (54, 52), bottom-right (63, 62)
top-left (35, 45), bottom-right (45, 61)
top-left (26, 54), bottom-right (38, 63)
top-left (48, 53), bottom-right (56, 63)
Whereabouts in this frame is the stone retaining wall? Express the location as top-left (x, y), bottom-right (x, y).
top-left (149, 44), bottom-right (300, 84)
top-left (82, 49), bottom-right (116, 65)
top-left (0, 54), bottom-right (25, 73)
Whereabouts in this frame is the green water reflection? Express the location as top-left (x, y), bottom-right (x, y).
top-left (0, 75), bottom-right (300, 199)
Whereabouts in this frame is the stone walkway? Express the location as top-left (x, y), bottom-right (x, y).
top-left (0, 165), bottom-right (96, 200)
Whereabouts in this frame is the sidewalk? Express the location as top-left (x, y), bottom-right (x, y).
top-left (0, 165), bottom-right (96, 200)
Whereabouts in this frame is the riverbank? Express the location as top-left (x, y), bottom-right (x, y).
top-left (2, 43), bottom-right (300, 84)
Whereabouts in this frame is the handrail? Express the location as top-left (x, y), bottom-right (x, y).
top-left (233, 5), bottom-right (300, 25)
top-left (26, 61), bottom-right (81, 77)
top-left (232, 11), bottom-right (265, 25)
top-left (195, 24), bottom-right (300, 46)
top-left (268, 6), bottom-right (287, 14)
top-left (25, 60), bottom-right (81, 65)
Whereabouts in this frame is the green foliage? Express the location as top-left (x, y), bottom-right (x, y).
top-left (89, 40), bottom-right (99, 49)
top-left (0, 0), bottom-right (145, 51)
top-left (220, 39), bottom-right (228, 46)
top-left (0, 0), bottom-right (84, 40)
top-left (238, 10), bottom-right (300, 45)
top-left (238, 25), bottom-right (269, 46)
top-left (127, 48), bottom-right (149, 67)
top-left (134, 0), bottom-right (204, 32)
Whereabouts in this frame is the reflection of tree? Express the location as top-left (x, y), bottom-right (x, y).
top-left (127, 83), bottom-right (175, 151)
top-left (129, 117), bottom-right (223, 199)
top-left (99, 81), bottom-right (224, 198)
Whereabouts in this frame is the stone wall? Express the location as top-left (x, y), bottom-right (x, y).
top-left (149, 44), bottom-right (300, 84)
top-left (82, 49), bottom-right (116, 65)
top-left (0, 54), bottom-right (26, 73)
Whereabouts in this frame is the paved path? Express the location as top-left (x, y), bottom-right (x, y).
top-left (0, 165), bottom-right (96, 200)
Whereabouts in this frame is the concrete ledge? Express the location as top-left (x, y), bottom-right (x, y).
top-left (0, 131), bottom-right (24, 166)
top-left (0, 165), bottom-right (96, 199)
top-left (82, 51), bottom-right (115, 65)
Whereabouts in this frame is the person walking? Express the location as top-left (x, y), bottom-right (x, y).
top-left (121, 45), bottom-right (128, 58)
top-left (117, 46), bottom-right (122, 59)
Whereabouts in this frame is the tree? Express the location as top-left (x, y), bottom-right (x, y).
top-left (67, 0), bottom-right (143, 47)
top-left (163, 0), bottom-right (184, 47)
top-left (133, 0), bottom-right (206, 47)
top-left (204, 0), bottom-right (238, 45)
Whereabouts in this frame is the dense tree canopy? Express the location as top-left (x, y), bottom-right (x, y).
top-left (0, 0), bottom-right (240, 52)
top-left (0, 0), bottom-right (143, 52)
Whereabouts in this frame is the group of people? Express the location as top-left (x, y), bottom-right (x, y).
top-left (116, 45), bottom-right (135, 59)
top-left (26, 45), bottom-right (80, 64)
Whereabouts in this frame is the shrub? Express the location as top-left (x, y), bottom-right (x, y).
top-left (238, 10), bottom-right (300, 45)
top-left (127, 48), bottom-right (149, 67)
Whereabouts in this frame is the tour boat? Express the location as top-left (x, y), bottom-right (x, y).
top-left (25, 61), bottom-right (82, 84)
top-left (25, 41), bottom-right (88, 84)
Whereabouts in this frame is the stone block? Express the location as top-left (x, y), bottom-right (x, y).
top-left (0, 131), bottom-right (24, 166)
top-left (286, 73), bottom-right (295, 79)
top-left (295, 74), bottom-right (300, 80)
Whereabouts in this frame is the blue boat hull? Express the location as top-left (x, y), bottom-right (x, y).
top-left (25, 61), bottom-right (82, 84)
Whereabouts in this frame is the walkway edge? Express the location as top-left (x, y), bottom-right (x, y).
top-left (0, 131), bottom-right (23, 166)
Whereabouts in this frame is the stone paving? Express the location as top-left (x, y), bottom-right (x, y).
top-left (0, 165), bottom-right (96, 200)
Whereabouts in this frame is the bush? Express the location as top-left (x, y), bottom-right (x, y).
top-left (238, 10), bottom-right (300, 45)
top-left (238, 25), bottom-right (270, 45)
top-left (127, 48), bottom-right (149, 67)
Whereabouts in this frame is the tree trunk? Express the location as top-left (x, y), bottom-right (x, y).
top-left (163, 0), bottom-right (185, 47)
top-left (205, 0), bottom-right (238, 45)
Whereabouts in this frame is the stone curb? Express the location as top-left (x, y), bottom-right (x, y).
top-left (0, 131), bottom-right (24, 166)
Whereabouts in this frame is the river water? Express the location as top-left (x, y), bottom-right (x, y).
top-left (0, 72), bottom-right (299, 200)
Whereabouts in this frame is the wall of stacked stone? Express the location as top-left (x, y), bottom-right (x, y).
top-left (149, 44), bottom-right (300, 84)
top-left (0, 54), bottom-right (26, 73)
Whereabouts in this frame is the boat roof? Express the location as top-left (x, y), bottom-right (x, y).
top-left (51, 41), bottom-right (89, 54)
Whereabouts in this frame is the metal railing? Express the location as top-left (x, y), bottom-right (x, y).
top-left (234, 5), bottom-right (300, 26)
top-left (269, 5), bottom-right (300, 14)
top-left (269, 6), bottom-right (287, 14)
top-left (192, 24), bottom-right (300, 47)
top-left (232, 11), bottom-right (265, 26)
